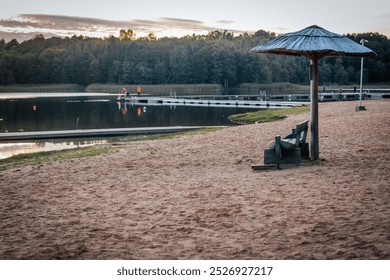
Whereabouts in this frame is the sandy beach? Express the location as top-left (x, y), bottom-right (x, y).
top-left (0, 99), bottom-right (389, 259)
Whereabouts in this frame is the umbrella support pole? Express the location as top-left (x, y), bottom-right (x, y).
top-left (310, 58), bottom-right (319, 160)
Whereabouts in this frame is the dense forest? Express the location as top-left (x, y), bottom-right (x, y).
top-left (0, 29), bottom-right (389, 88)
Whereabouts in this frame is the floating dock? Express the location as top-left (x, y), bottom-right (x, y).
top-left (0, 126), bottom-right (214, 141)
top-left (117, 96), bottom-right (308, 109)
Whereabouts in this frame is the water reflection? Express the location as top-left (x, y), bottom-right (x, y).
top-left (0, 96), bottom-right (257, 133)
top-left (117, 101), bottom-right (146, 117)
top-left (0, 95), bottom-right (259, 158)
top-left (0, 139), bottom-right (107, 159)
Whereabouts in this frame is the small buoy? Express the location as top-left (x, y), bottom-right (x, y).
top-left (143, 106), bottom-right (146, 112)
top-left (33, 105), bottom-right (37, 111)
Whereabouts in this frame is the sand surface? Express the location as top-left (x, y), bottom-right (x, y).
top-left (1, 100), bottom-right (389, 259)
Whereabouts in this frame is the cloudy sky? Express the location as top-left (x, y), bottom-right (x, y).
top-left (0, 0), bottom-right (389, 42)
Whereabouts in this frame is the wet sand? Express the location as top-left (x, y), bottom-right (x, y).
top-left (0, 100), bottom-right (389, 259)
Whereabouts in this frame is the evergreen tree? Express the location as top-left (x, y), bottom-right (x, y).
top-left (0, 29), bottom-right (388, 86)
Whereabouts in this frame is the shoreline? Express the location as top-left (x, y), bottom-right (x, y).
top-left (1, 99), bottom-right (389, 259)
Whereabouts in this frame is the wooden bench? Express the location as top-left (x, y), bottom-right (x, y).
top-left (252, 120), bottom-right (309, 170)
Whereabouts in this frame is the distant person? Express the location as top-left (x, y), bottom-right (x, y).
top-left (137, 86), bottom-right (141, 97)
top-left (122, 87), bottom-right (129, 97)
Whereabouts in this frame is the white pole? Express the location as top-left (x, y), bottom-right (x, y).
top-left (359, 39), bottom-right (368, 107)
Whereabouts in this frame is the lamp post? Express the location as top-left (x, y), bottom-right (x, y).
top-left (358, 39), bottom-right (368, 110)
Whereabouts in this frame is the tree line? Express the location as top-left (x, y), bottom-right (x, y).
top-left (0, 29), bottom-right (389, 87)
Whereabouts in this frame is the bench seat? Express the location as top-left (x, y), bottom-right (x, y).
top-left (263, 120), bottom-right (309, 166)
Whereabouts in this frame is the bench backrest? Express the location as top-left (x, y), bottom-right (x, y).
top-left (293, 120), bottom-right (309, 146)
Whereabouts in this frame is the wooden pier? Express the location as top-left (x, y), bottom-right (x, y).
top-left (117, 96), bottom-right (308, 109)
top-left (0, 126), bottom-right (214, 141)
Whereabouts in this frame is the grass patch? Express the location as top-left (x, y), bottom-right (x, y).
top-left (0, 145), bottom-right (118, 171)
top-left (229, 106), bottom-right (309, 125)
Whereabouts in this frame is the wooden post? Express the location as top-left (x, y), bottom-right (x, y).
top-left (310, 58), bottom-right (319, 160)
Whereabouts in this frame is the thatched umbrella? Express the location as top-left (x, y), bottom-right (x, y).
top-left (251, 25), bottom-right (376, 160)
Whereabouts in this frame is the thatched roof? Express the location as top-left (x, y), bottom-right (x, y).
top-left (251, 25), bottom-right (376, 59)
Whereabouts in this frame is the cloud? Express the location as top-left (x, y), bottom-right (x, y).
top-left (159, 17), bottom-right (211, 31)
top-left (270, 27), bottom-right (289, 33)
top-left (0, 31), bottom-right (60, 42)
top-left (0, 14), bottom-right (145, 32)
top-left (215, 20), bottom-right (235, 25)
top-left (0, 14), bottom-right (242, 41)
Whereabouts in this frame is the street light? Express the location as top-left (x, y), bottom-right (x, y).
top-left (358, 39), bottom-right (368, 110)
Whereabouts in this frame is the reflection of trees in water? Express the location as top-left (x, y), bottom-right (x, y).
top-left (1, 96), bottom-right (259, 132)
top-left (1, 97), bottom-right (120, 132)
top-left (33, 140), bottom-right (102, 149)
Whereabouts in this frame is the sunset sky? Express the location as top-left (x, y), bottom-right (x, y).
top-left (0, 0), bottom-right (389, 42)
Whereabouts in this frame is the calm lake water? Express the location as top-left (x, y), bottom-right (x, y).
top-left (0, 96), bottom-right (257, 132)
top-left (0, 94), bottom-right (257, 159)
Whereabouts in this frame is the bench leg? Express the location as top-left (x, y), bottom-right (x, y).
top-left (264, 148), bottom-right (302, 165)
